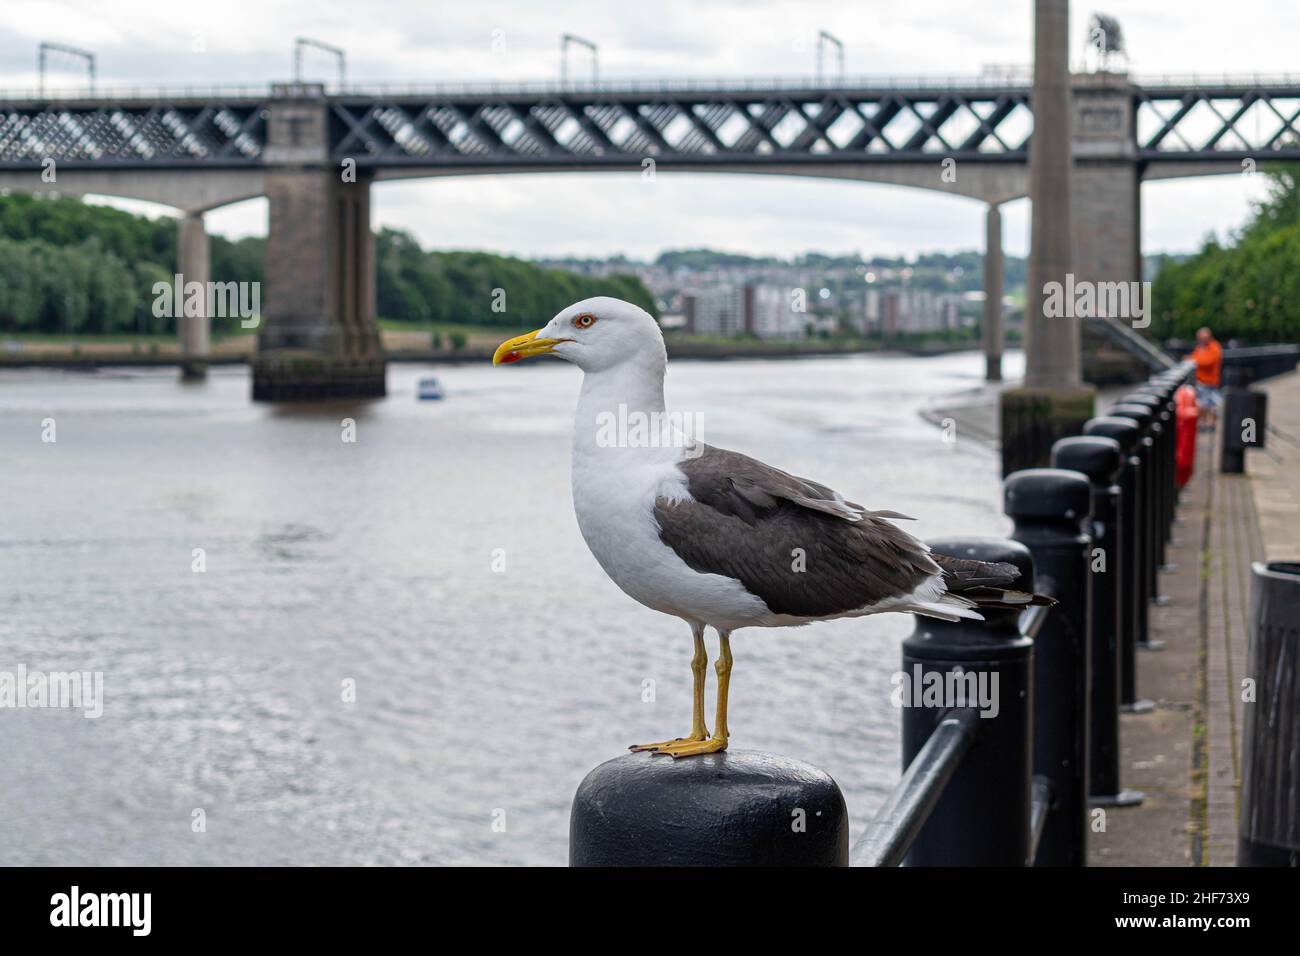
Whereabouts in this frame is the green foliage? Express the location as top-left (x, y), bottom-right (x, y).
top-left (0, 235), bottom-right (136, 334)
top-left (0, 194), bottom-right (266, 336)
top-left (0, 195), bottom-right (656, 336)
top-left (374, 228), bottom-right (657, 327)
top-left (212, 235), bottom-right (264, 288)
top-left (0, 192), bottom-right (175, 265)
top-left (1151, 163), bottom-right (1300, 344)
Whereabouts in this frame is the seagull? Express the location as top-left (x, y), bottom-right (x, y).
top-left (493, 297), bottom-right (1052, 758)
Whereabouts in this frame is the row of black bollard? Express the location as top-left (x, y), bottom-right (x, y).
top-left (1108, 402), bottom-right (1159, 652)
top-left (1124, 393), bottom-right (1172, 575)
top-left (877, 362), bottom-right (1192, 863)
top-left (1052, 436), bottom-right (1144, 807)
top-left (1082, 417), bottom-right (1148, 715)
top-left (1142, 371), bottom-right (1185, 568)
top-left (994, 365), bottom-right (1193, 864)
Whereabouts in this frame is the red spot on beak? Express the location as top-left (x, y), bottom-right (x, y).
top-left (501, 350), bottom-right (522, 364)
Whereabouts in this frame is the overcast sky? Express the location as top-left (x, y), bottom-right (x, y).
top-left (5, 0), bottom-right (1295, 260)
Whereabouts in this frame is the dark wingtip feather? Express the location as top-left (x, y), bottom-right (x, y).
top-left (960, 586), bottom-right (1057, 610)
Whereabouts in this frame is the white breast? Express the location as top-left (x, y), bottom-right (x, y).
top-left (570, 445), bottom-right (771, 631)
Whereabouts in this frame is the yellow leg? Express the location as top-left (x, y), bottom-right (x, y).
top-left (715, 631), bottom-right (732, 740)
top-left (652, 631), bottom-right (731, 759)
top-left (629, 625), bottom-right (710, 752)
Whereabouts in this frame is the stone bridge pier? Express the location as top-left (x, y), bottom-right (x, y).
top-left (253, 84), bottom-right (386, 401)
top-left (177, 211), bottom-right (210, 380)
top-left (1071, 73), bottom-right (1142, 309)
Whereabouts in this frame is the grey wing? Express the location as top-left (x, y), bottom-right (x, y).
top-left (654, 444), bottom-right (940, 618)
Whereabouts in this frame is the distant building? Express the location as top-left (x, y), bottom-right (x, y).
top-left (682, 286), bottom-right (744, 336)
top-left (682, 283), bottom-right (819, 339)
top-left (745, 284), bottom-right (807, 340)
top-left (872, 288), bottom-right (964, 335)
top-left (882, 289), bottom-right (901, 337)
top-left (863, 287), bottom-right (881, 332)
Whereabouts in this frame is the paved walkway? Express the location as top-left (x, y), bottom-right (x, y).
top-left (1091, 370), bottom-right (1299, 866)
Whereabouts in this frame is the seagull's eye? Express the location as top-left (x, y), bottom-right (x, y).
top-left (572, 313), bottom-right (598, 330)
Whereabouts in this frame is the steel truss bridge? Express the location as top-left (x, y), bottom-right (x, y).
top-left (2, 74), bottom-right (1299, 171)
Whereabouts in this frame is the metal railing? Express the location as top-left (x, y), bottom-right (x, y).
top-left (853, 709), bottom-right (980, 868)
top-left (1223, 345), bottom-right (1300, 383)
top-left (3, 70), bottom-right (1297, 103)
top-left (850, 362), bottom-right (1196, 866)
top-left (0, 74), bottom-right (1031, 102)
top-left (1086, 316), bottom-right (1178, 371)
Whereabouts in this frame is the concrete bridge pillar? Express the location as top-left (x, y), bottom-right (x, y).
top-left (1001, 0), bottom-right (1096, 476)
top-left (982, 202), bottom-right (1004, 382)
top-left (1024, 0), bottom-right (1078, 389)
top-left (1070, 73), bottom-right (1142, 310)
top-left (178, 211), bottom-right (210, 381)
top-left (253, 83), bottom-right (385, 402)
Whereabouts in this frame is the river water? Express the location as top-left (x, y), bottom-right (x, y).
top-left (0, 348), bottom-right (1023, 865)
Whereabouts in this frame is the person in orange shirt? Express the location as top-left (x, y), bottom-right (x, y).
top-left (1187, 327), bottom-right (1222, 429)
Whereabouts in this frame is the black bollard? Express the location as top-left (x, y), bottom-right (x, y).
top-left (1126, 392), bottom-right (1163, 549)
top-left (1134, 381), bottom-right (1179, 545)
top-left (1082, 417), bottom-right (1152, 712)
top-left (901, 536), bottom-right (1034, 866)
top-left (569, 750), bottom-right (849, 866)
top-left (1251, 389), bottom-right (1269, 450)
top-left (1122, 393), bottom-right (1171, 573)
top-left (1109, 402), bottom-right (1165, 623)
top-left (1220, 366), bottom-right (1254, 474)
top-left (1052, 436), bottom-right (1144, 808)
top-left (1005, 470), bottom-right (1092, 867)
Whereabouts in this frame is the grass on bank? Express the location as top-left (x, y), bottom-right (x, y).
top-left (2, 322), bottom-right (1005, 356)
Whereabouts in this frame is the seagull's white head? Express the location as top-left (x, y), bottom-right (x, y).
top-left (492, 296), bottom-right (665, 375)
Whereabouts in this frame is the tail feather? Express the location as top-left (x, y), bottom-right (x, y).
top-left (959, 586), bottom-right (1056, 611)
top-left (931, 551), bottom-right (1057, 611)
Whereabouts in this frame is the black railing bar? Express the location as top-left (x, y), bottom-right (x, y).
top-left (851, 707), bottom-right (981, 867)
top-left (1223, 344), bottom-right (1300, 358)
top-left (1027, 775), bottom-right (1054, 864)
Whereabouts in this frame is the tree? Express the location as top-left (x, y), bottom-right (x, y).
top-left (1151, 163), bottom-right (1300, 344)
top-left (0, 195), bottom-right (659, 336)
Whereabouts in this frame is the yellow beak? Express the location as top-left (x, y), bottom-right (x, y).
top-left (492, 329), bottom-right (566, 366)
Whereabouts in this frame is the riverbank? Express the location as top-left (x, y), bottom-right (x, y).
top-left (0, 331), bottom-right (984, 368)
